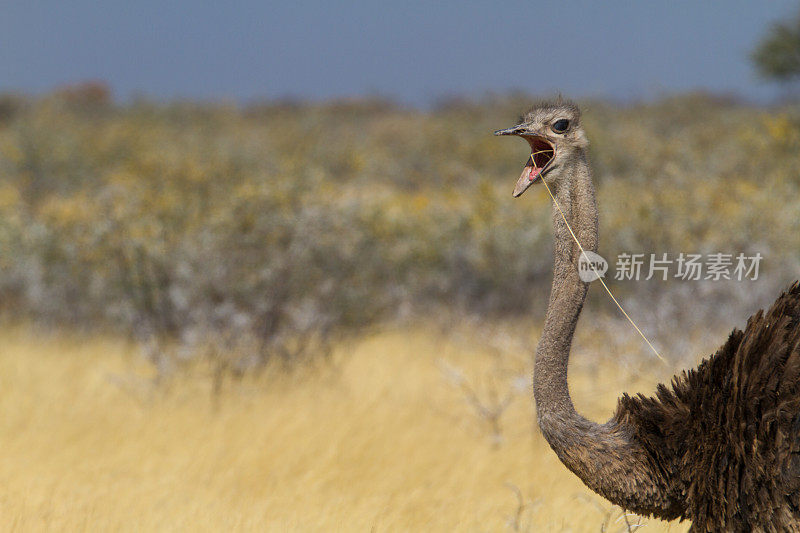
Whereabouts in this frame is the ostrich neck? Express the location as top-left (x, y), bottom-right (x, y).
top-left (534, 153), bottom-right (597, 421)
top-left (533, 154), bottom-right (668, 511)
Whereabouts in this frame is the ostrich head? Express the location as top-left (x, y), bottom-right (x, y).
top-left (494, 99), bottom-right (588, 197)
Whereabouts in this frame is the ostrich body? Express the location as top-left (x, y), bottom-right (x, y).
top-left (495, 100), bottom-right (800, 531)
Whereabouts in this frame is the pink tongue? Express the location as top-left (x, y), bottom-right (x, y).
top-left (525, 161), bottom-right (543, 181)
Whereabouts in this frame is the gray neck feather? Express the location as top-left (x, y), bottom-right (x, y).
top-left (533, 153), bottom-right (670, 511)
top-left (534, 152), bottom-right (597, 423)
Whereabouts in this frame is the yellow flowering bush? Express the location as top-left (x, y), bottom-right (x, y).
top-left (0, 91), bottom-right (798, 373)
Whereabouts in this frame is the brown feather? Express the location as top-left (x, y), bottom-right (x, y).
top-left (616, 282), bottom-right (800, 530)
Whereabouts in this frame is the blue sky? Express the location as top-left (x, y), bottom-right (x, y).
top-left (0, 0), bottom-right (796, 105)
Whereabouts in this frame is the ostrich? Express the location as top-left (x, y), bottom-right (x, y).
top-left (495, 99), bottom-right (800, 531)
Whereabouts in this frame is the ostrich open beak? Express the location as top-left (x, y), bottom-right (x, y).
top-left (494, 127), bottom-right (556, 198)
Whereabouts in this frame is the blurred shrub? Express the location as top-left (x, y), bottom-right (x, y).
top-left (0, 91), bottom-right (798, 373)
top-left (52, 81), bottom-right (112, 110)
top-left (752, 8), bottom-right (800, 85)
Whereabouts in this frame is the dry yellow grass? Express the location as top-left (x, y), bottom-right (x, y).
top-left (0, 325), bottom-right (691, 532)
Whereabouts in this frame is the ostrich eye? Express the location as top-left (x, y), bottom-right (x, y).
top-left (551, 119), bottom-right (569, 133)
